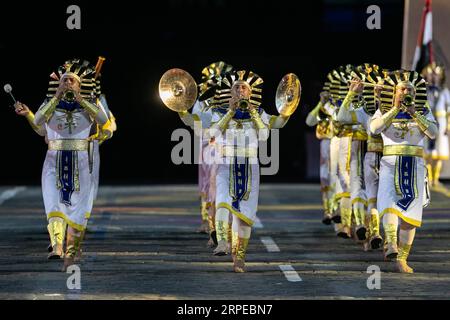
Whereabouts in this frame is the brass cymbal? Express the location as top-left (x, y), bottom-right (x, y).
top-left (159, 68), bottom-right (198, 112)
top-left (275, 73), bottom-right (301, 117)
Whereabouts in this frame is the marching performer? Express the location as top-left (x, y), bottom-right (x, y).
top-left (89, 57), bottom-right (117, 205)
top-left (336, 64), bottom-right (385, 250)
top-left (207, 70), bottom-right (299, 272)
top-left (369, 70), bottom-right (437, 273)
top-left (15, 59), bottom-right (109, 271)
top-left (328, 66), bottom-right (367, 240)
top-left (421, 62), bottom-right (450, 189)
top-left (177, 62), bottom-right (234, 247)
top-left (306, 82), bottom-right (334, 225)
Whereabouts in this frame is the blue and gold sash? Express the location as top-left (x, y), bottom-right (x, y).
top-left (56, 151), bottom-right (80, 206)
top-left (230, 157), bottom-right (251, 212)
top-left (395, 156), bottom-right (417, 211)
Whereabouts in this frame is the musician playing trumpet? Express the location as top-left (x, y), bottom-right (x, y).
top-left (369, 70), bottom-right (437, 273)
top-left (14, 59), bottom-right (109, 271)
top-left (336, 65), bottom-right (385, 251)
top-left (207, 70), bottom-right (293, 272)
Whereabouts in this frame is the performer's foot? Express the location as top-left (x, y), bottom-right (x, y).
top-left (233, 259), bottom-right (246, 273)
top-left (355, 226), bottom-right (367, 241)
top-left (47, 244), bottom-right (53, 253)
top-left (47, 245), bottom-right (64, 260)
top-left (384, 243), bottom-right (398, 261)
top-left (336, 226), bottom-right (351, 239)
top-left (331, 214), bottom-right (341, 224)
top-left (197, 221), bottom-right (209, 234)
top-left (396, 260), bottom-right (414, 273)
top-left (370, 235), bottom-right (383, 250)
top-left (322, 214), bottom-right (332, 225)
top-left (213, 240), bottom-right (229, 256)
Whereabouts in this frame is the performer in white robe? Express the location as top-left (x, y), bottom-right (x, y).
top-left (421, 63), bottom-right (450, 189)
top-left (306, 87), bottom-right (334, 225)
top-left (208, 70), bottom-right (293, 273)
top-left (327, 67), bottom-right (367, 240)
top-left (369, 70), bottom-right (437, 273)
top-left (337, 64), bottom-right (385, 250)
top-left (178, 61), bottom-right (234, 247)
top-left (15, 59), bottom-right (108, 271)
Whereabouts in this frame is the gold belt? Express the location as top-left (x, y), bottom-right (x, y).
top-left (48, 139), bottom-right (89, 151)
top-left (368, 136), bottom-right (383, 152)
top-left (368, 142), bottom-right (383, 152)
top-left (337, 129), bottom-right (353, 138)
top-left (383, 145), bottom-right (423, 158)
top-left (352, 130), bottom-right (368, 141)
top-left (221, 146), bottom-right (258, 157)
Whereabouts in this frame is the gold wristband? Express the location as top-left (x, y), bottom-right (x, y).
top-left (25, 112), bottom-right (41, 133)
top-left (40, 97), bottom-right (59, 120)
top-left (217, 109), bottom-right (235, 131)
top-left (382, 107), bottom-right (400, 127)
top-left (249, 108), bottom-right (266, 130)
top-left (411, 112), bottom-right (431, 132)
top-left (79, 99), bottom-right (100, 117)
top-left (342, 91), bottom-right (358, 110)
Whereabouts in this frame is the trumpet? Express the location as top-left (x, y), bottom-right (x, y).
top-left (399, 94), bottom-right (414, 112)
top-left (63, 89), bottom-right (76, 102)
top-left (348, 80), bottom-right (392, 90)
top-left (237, 98), bottom-right (250, 110)
top-left (403, 94), bottom-right (413, 106)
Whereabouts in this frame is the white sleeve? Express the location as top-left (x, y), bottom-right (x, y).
top-left (355, 108), bottom-right (370, 131)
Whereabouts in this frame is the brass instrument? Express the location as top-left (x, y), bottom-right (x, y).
top-left (159, 68), bottom-right (198, 112)
top-left (63, 89), bottom-right (76, 102)
top-left (238, 98), bottom-right (250, 110)
top-left (94, 56), bottom-right (106, 80)
top-left (397, 94), bottom-right (414, 112)
top-left (275, 73), bottom-right (301, 117)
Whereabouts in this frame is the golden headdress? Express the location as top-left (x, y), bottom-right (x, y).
top-left (379, 70), bottom-right (428, 115)
top-left (46, 58), bottom-right (100, 100)
top-left (212, 70), bottom-right (263, 108)
top-left (198, 61), bottom-right (234, 101)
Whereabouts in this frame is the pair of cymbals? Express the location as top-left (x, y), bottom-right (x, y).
top-left (159, 68), bottom-right (301, 116)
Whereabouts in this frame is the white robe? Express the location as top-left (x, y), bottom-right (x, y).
top-left (373, 109), bottom-right (436, 227)
top-left (42, 107), bottom-right (96, 231)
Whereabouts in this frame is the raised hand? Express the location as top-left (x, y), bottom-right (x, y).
top-left (14, 101), bottom-right (30, 116)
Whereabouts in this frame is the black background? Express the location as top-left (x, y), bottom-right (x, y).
top-left (0, 0), bottom-right (404, 185)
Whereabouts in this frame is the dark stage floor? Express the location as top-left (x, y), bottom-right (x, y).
top-left (1, 184), bottom-right (450, 299)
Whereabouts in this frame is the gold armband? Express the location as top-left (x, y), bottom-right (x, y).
top-left (381, 107), bottom-right (400, 127)
top-left (342, 91), bottom-right (358, 110)
top-left (216, 109), bottom-right (235, 131)
top-left (249, 107), bottom-right (266, 130)
top-left (79, 99), bottom-right (100, 117)
top-left (24, 112), bottom-right (42, 133)
top-left (39, 97), bottom-right (59, 120)
top-left (411, 112), bottom-right (431, 132)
